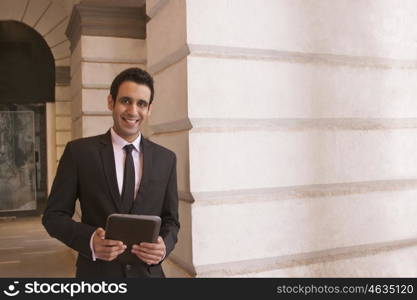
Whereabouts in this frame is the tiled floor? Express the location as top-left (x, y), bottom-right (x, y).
top-left (0, 217), bottom-right (76, 277)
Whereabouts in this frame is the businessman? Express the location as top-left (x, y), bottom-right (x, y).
top-left (42, 68), bottom-right (180, 277)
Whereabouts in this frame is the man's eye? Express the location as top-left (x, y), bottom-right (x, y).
top-left (121, 98), bottom-right (129, 104)
top-left (138, 101), bottom-right (148, 107)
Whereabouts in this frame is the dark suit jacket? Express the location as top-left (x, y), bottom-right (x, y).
top-left (42, 130), bottom-right (180, 278)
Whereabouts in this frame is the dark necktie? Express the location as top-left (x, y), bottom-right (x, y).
top-left (121, 144), bottom-right (135, 212)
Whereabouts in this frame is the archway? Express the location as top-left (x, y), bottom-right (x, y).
top-left (0, 20), bottom-right (55, 216)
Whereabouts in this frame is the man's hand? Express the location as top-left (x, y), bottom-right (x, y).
top-left (92, 227), bottom-right (126, 261)
top-left (131, 236), bottom-right (166, 265)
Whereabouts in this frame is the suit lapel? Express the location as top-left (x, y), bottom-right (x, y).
top-left (130, 137), bottom-right (153, 213)
top-left (99, 130), bottom-right (122, 212)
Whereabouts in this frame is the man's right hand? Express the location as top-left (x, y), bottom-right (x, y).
top-left (92, 227), bottom-right (126, 261)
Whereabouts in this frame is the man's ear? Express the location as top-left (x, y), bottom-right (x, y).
top-left (107, 95), bottom-right (114, 111)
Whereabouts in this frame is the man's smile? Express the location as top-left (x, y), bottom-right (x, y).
top-left (121, 116), bottom-right (140, 127)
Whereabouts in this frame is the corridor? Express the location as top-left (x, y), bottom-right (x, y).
top-left (0, 217), bottom-right (75, 277)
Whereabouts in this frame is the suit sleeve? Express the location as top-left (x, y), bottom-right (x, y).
top-left (159, 154), bottom-right (180, 260)
top-left (42, 141), bottom-right (96, 259)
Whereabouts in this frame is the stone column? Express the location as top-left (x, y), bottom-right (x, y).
top-left (146, 0), bottom-right (192, 277)
top-left (49, 69), bottom-right (71, 191)
top-left (54, 68), bottom-right (71, 170)
top-left (147, 0), bottom-right (417, 277)
top-left (66, 2), bottom-right (147, 139)
top-left (66, 1), bottom-right (147, 223)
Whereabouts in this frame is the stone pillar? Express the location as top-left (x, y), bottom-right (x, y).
top-left (66, 2), bottom-right (147, 139)
top-left (65, 1), bottom-right (147, 223)
top-left (146, 0), bottom-right (192, 277)
top-left (54, 68), bottom-right (71, 163)
top-left (50, 68), bottom-right (71, 191)
top-left (147, 0), bottom-right (417, 277)
top-left (46, 102), bottom-right (56, 193)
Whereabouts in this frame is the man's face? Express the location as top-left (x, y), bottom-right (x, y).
top-left (108, 81), bottom-right (152, 142)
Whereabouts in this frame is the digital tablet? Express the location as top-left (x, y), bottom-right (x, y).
top-left (105, 214), bottom-right (161, 264)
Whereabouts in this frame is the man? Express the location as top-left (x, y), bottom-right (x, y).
top-left (42, 68), bottom-right (180, 278)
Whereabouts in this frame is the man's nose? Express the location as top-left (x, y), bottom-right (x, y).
top-left (126, 104), bottom-right (139, 115)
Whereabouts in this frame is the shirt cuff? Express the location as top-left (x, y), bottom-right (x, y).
top-left (89, 232), bottom-right (97, 261)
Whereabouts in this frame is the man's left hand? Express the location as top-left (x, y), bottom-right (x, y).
top-left (131, 236), bottom-right (166, 265)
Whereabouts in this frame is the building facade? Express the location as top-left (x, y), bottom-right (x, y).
top-left (1, 0), bottom-right (417, 277)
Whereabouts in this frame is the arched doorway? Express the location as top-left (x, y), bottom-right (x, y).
top-left (0, 20), bottom-right (55, 217)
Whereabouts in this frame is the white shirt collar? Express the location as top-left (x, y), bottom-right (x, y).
top-left (110, 127), bottom-right (141, 152)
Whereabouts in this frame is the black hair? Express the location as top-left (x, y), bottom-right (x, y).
top-left (110, 67), bottom-right (154, 104)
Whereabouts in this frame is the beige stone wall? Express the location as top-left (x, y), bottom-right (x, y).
top-left (147, 0), bottom-right (417, 277)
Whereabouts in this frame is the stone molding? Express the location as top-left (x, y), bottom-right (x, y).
top-left (190, 179), bottom-right (417, 206)
top-left (195, 237), bottom-right (417, 277)
top-left (150, 118), bottom-right (192, 135)
top-left (149, 118), bottom-right (417, 135)
top-left (146, 0), bottom-right (169, 19)
top-left (65, 3), bottom-right (146, 52)
top-left (147, 43), bottom-right (417, 75)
